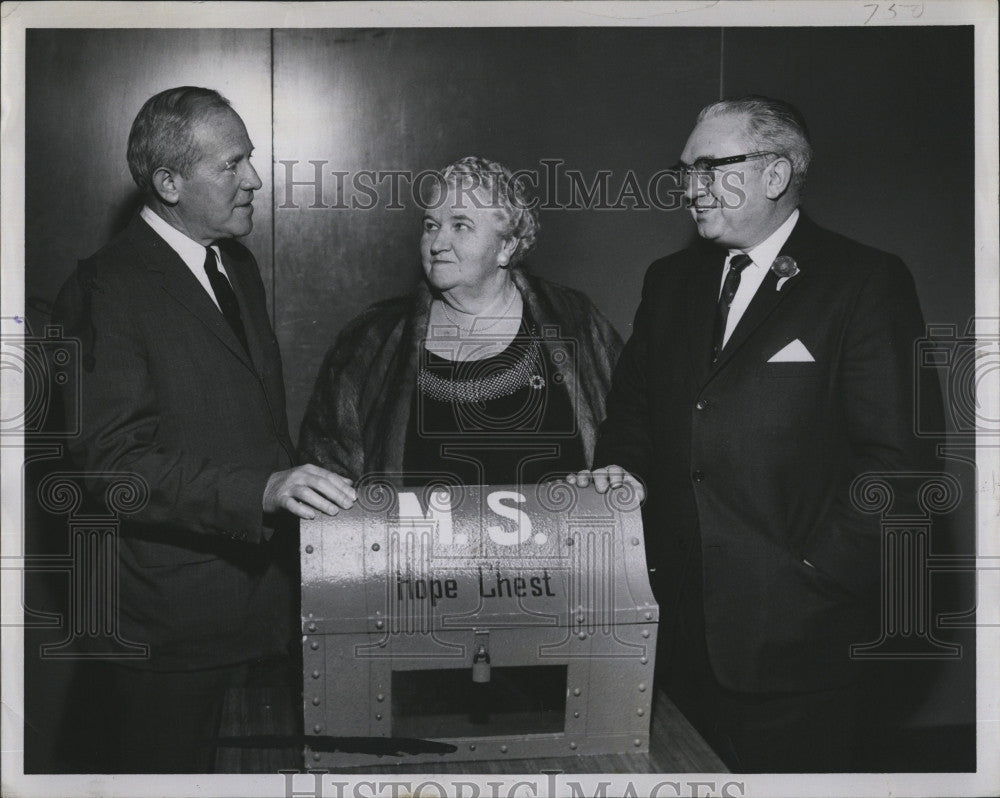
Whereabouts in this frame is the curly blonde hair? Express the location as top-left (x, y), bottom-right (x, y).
top-left (438, 156), bottom-right (540, 267)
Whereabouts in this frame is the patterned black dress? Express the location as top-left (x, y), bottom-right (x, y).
top-left (403, 311), bottom-right (586, 487)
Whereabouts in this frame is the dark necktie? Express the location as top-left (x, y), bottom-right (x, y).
top-left (203, 247), bottom-right (250, 355)
top-left (711, 253), bottom-right (753, 365)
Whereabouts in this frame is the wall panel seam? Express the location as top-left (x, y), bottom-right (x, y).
top-left (270, 27), bottom-right (277, 328)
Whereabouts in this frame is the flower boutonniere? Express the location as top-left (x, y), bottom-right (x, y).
top-left (771, 255), bottom-right (800, 291)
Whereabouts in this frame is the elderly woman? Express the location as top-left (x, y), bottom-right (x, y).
top-left (299, 156), bottom-right (622, 488)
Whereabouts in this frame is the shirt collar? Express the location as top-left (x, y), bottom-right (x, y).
top-left (729, 207), bottom-right (800, 270)
top-left (140, 206), bottom-right (219, 272)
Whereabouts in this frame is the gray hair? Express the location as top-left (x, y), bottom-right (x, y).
top-left (126, 86), bottom-right (233, 195)
top-left (697, 95), bottom-right (813, 195)
top-left (438, 156), bottom-right (540, 267)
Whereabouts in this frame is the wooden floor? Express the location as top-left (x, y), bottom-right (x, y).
top-left (214, 681), bottom-right (728, 774)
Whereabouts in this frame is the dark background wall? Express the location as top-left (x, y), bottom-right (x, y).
top-left (22, 26), bottom-right (976, 771)
top-left (25, 29), bottom-right (276, 319)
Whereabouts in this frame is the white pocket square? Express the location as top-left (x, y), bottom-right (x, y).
top-left (768, 339), bottom-right (815, 363)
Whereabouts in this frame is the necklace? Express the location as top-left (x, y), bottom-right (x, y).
top-left (417, 332), bottom-right (545, 403)
top-left (439, 287), bottom-right (520, 334)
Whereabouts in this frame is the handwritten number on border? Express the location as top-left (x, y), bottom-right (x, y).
top-left (864, 4), bottom-right (925, 24)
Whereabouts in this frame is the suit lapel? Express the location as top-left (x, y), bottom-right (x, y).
top-left (126, 217), bottom-right (256, 372)
top-left (686, 245), bottom-right (727, 388)
top-left (707, 213), bottom-right (818, 377)
top-left (221, 245), bottom-right (296, 459)
top-left (710, 268), bottom-right (785, 372)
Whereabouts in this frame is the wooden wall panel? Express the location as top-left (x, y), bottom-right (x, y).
top-left (25, 29), bottom-right (274, 321)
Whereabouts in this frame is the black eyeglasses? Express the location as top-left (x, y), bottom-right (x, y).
top-left (671, 151), bottom-right (780, 187)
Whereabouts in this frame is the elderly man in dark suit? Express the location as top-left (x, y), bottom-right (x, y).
top-left (570, 96), bottom-right (939, 772)
top-left (52, 86), bottom-right (355, 773)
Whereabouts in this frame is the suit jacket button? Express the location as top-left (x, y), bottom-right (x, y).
top-left (692, 470), bottom-right (705, 482)
top-left (695, 400), bottom-right (708, 411)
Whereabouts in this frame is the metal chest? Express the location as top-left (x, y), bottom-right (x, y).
top-left (301, 481), bottom-right (658, 768)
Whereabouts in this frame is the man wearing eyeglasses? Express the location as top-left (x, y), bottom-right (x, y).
top-left (569, 96), bottom-right (939, 772)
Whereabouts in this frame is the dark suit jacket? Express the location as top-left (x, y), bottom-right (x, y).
top-left (595, 213), bottom-right (940, 693)
top-left (52, 215), bottom-right (297, 670)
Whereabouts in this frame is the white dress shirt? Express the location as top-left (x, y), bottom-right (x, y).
top-left (140, 206), bottom-right (227, 311)
top-left (719, 208), bottom-right (800, 346)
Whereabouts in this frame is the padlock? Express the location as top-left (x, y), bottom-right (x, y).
top-left (472, 642), bottom-right (491, 683)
